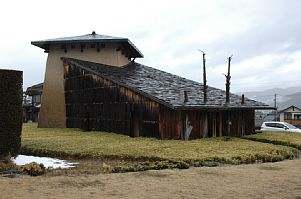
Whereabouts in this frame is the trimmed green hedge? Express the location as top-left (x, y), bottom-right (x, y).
top-left (0, 69), bottom-right (23, 158)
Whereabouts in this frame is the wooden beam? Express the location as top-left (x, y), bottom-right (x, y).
top-left (241, 111), bottom-right (245, 136)
top-left (203, 112), bottom-right (208, 138)
top-left (225, 55), bottom-right (233, 103)
top-left (237, 111), bottom-right (241, 136)
top-left (184, 114), bottom-right (193, 140)
top-left (219, 112), bottom-right (222, 137)
top-left (227, 111), bottom-right (231, 136)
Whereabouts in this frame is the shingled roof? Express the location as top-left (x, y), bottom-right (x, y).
top-left (31, 32), bottom-right (143, 58)
top-left (63, 57), bottom-right (273, 110)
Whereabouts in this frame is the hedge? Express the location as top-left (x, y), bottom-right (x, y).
top-left (0, 69), bottom-right (23, 158)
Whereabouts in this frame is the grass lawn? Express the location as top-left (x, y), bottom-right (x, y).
top-left (21, 123), bottom-right (299, 169)
top-left (243, 131), bottom-right (301, 150)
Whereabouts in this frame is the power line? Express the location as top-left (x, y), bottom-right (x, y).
top-left (232, 79), bottom-right (301, 86)
top-left (243, 94), bottom-right (285, 98)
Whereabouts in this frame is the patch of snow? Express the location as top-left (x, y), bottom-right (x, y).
top-left (12, 155), bottom-right (78, 169)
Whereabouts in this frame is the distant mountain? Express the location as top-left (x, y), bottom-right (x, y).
top-left (279, 92), bottom-right (301, 110)
top-left (237, 86), bottom-right (301, 110)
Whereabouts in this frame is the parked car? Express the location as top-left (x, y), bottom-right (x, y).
top-left (261, 122), bottom-right (301, 133)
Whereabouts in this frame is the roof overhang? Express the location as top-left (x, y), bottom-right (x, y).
top-left (31, 34), bottom-right (143, 58)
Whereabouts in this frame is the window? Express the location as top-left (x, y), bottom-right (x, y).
top-left (294, 114), bottom-right (301, 120)
top-left (284, 112), bottom-right (292, 120)
top-left (265, 123), bottom-right (284, 129)
top-left (276, 123), bottom-right (285, 129)
top-left (265, 123), bottom-right (277, 127)
top-left (285, 123), bottom-right (298, 129)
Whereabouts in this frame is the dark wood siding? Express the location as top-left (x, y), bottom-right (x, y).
top-left (183, 109), bottom-right (255, 139)
top-left (64, 62), bottom-right (256, 140)
top-left (158, 105), bottom-right (182, 139)
top-left (64, 63), bottom-right (160, 138)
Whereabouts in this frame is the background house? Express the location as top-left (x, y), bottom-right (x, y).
top-left (278, 105), bottom-right (301, 127)
top-left (23, 83), bottom-right (43, 122)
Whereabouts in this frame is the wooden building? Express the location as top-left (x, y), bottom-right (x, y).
top-left (32, 32), bottom-right (273, 139)
top-left (62, 58), bottom-right (272, 139)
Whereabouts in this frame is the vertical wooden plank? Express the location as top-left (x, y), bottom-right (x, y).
top-left (241, 111), bottom-right (245, 136)
top-left (237, 111), bottom-right (241, 137)
top-left (212, 112), bottom-right (216, 137)
top-left (219, 112), bottom-right (222, 137)
top-left (203, 112), bottom-right (208, 138)
top-left (227, 111), bottom-right (231, 137)
top-left (131, 111), bottom-right (139, 137)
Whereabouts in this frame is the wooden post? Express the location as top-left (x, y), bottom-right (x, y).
top-left (237, 111), bottom-right (241, 136)
top-left (202, 51), bottom-right (207, 103)
top-left (241, 111), bottom-right (245, 136)
top-left (225, 55), bottom-right (233, 103)
top-left (203, 112), bottom-right (208, 138)
top-left (213, 112), bottom-right (216, 137)
top-left (199, 50), bottom-right (207, 103)
top-left (227, 111), bottom-right (231, 136)
top-left (219, 112), bottom-right (222, 137)
top-left (184, 114), bottom-right (193, 140)
top-left (184, 91), bottom-right (188, 102)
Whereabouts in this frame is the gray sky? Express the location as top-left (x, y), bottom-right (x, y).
top-left (0, 0), bottom-right (300, 92)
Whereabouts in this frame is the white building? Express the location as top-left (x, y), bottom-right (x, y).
top-left (278, 105), bottom-right (301, 127)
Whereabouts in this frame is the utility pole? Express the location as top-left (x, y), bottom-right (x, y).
top-left (274, 94), bottom-right (277, 121)
top-left (198, 50), bottom-right (207, 103)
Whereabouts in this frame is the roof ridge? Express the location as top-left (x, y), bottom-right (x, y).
top-left (33, 32), bottom-right (126, 42)
top-left (278, 105), bottom-right (301, 113)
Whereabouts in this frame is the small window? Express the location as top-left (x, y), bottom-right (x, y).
top-left (294, 114), bottom-right (301, 120)
top-left (284, 112), bottom-right (292, 120)
top-left (265, 123), bottom-right (276, 127)
top-left (276, 123), bottom-right (285, 128)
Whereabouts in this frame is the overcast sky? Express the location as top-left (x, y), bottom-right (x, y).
top-left (0, 0), bottom-right (300, 93)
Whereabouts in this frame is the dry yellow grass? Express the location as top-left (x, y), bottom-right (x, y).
top-left (21, 123), bottom-right (299, 165)
top-left (244, 131), bottom-right (301, 150)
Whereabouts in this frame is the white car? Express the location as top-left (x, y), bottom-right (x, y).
top-left (261, 122), bottom-right (301, 133)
